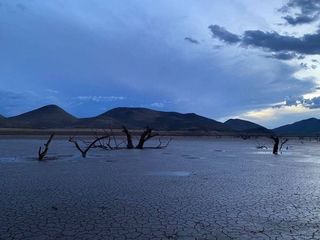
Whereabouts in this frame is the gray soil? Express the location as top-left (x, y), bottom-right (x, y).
top-left (0, 137), bottom-right (320, 239)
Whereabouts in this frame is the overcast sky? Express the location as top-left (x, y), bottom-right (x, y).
top-left (1, 0), bottom-right (320, 128)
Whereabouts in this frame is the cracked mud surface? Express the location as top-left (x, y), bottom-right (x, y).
top-left (1, 137), bottom-right (320, 239)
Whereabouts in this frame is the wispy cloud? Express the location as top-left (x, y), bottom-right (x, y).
top-left (74, 96), bottom-right (126, 102)
top-left (184, 37), bottom-right (199, 44)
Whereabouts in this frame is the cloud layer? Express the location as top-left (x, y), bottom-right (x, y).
top-left (209, 24), bottom-right (320, 56)
top-left (280, 0), bottom-right (320, 25)
top-left (0, 0), bottom-right (319, 127)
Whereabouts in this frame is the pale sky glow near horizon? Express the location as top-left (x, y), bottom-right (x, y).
top-left (1, 0), bottom-right (320, 128)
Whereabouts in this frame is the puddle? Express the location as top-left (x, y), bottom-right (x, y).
top-left (147, 171), bottom-right (191, 177)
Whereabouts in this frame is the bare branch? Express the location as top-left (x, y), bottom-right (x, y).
top-left (279, 138), bottom-right (289, 153)
top-left (156, 137), bottom-right (173, 149)
top-left (69, 135), bottom-right (110, 158)
top-left (38, 133), bottom-right (55, 160)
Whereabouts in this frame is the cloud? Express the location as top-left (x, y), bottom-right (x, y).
top-left (238, 105), bottom-right (313, 128)
top-left (74, 96), bottom-right (126, 102)
top-left (266, 52), bottom-right (300, 60)
top-left (279, 0), bottom-right (320, 25)
top-left (283, 95), bottom-right (320, 109)
top-left (208, 25), bottom-right (241, 44)
top-left (184, 37), bottom-right (199, 44)
top-left (0, 0), bottom-right (317, 124)
top-left (209, 25), bottom-right (320, 56)
top-left (0, 89), bottom-right (61, 116)
top-left (150, 102), bottom-right (165, 108)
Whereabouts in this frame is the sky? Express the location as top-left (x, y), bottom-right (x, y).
top-left (1, 0), bottom-right (320, 128)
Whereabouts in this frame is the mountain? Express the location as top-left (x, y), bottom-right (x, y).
top-left (3, 105), bottom-right (78, 129)
top-left (6, 105), bottom-right (319, 136)
top-left (224, 118), bottom-right (272, 134)
top-left (96, 107), bottom-right (231, 131)
top-left (0, 105), bottom-right (231, 132)
top-left (273, 118), bottom-right (320, 136)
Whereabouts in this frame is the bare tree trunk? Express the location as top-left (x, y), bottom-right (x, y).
top-left (122, 126), bottom-right (134, 149)
top-left (270, 136), bottom-right (279, 155)
top-left (136, 127), bottom-right (158, 149)
top-left (38, 133), bottom-right (55, 160)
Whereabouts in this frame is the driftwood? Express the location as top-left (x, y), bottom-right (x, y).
top-left (69, 135), bottom-right (110, 158)
top-left (38, 133), bottom-right (55, 160)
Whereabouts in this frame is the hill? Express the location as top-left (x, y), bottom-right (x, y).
top-left (0, 105), bottom-right (231, 132)
top-left (273, 118), bottom-right (320, 136)
top-left (3, 105), bottom-right (78, 129)
top-left (97, 107), bottom-right (231, 131)
top-left (224, 118), bottom-right (272, 134)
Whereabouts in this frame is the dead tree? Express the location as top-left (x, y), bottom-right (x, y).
top-left (279, 138), bottom-right (289, 153)
top-left (155, 137), bottom-right (173, 149)
top-left (38, 133), bottom-right (55, 160)
top-left (269, 136), bottom-right (290, 155)
top-left (69, 135), bottom-right (110, 158)
top-left (122, 126), bottom-right (134, 149)
top-left (270, 136), bottom-right (280, 155)
top-left (136, 127), bottom-right (158, 149)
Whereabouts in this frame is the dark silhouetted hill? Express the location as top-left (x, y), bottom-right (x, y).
top-left (96, 107), bottom-right (231, 131)
top-left (273, 118), bottom-right (320, 136)
top-left (224, 118), bottom-right (272, 134)
top-left (3, 105), bottom-right (319, 136)
top-left (3, 105), bottom-right (78, 128)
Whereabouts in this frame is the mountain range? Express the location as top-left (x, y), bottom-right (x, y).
top-left (0, 105), bottom-right (318, 136)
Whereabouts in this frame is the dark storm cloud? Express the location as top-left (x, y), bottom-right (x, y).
top-left (209, 25), bottom-right (320, 56)
top-left (208, 25), bottom-right (241, 44)
top-left (184, 37), bottom-right (199, 44)
top-left (284, 95), bottom-right (320, 109)
top-left (280, 0), bottom-right (320, 25)
top-left (266, 52), bottom-right (299, 60)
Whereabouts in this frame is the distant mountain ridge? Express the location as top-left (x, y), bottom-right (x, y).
top-left (273, 118), bottom-right (320, 136)
top-left (1, 105), bottom-right (319, 136)
top-left (0, 105), bottom-right (232, 132)
top-left (99, 107), bottom-right (230, 131)
top-left (224, 119), bottom-right (272, 134)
